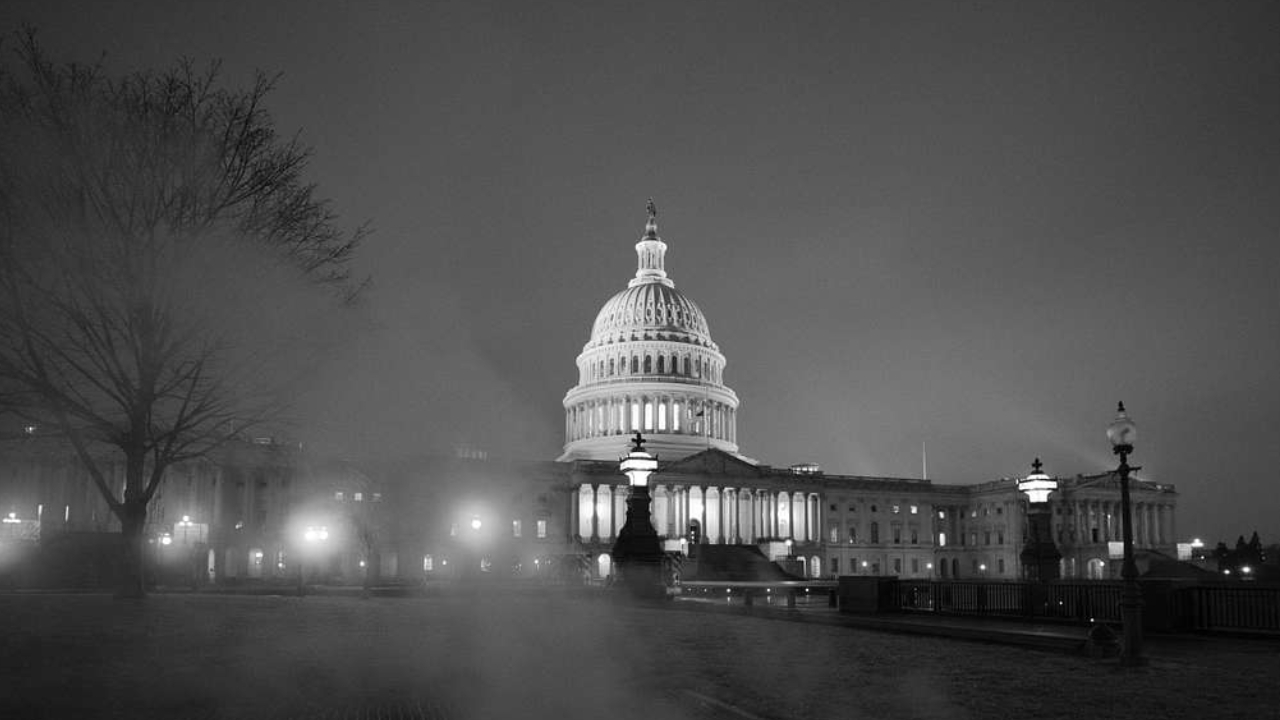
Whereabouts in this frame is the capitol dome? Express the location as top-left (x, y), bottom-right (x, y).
top-left (558, 202), bottom-right (740, 462)
top-left (587, 282), bottom-right (715, 351)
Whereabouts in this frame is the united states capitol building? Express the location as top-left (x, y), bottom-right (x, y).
top-left (0, 204), bottom-right (1179, 587)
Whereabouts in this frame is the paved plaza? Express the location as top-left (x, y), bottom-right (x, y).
top-left (2, 589), bottom-right (1277, 720)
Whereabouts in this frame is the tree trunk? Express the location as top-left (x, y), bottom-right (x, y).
top-left (117, 500), bottom-right (148, 598)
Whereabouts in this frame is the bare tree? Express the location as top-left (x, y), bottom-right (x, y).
top-left (0, 33), bottom-right (365, 597)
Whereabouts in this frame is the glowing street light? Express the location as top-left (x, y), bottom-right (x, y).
top-left (1107, 401), bottom-right (1146, 666)
top-left (1018, 458), bottom-right (1061, 582)
top-left (298, 524), bottom-right (330, 596)
top-left (611, 432), bottom-right (665, 599)
top-left (470, 516), bottom-right (482, 531)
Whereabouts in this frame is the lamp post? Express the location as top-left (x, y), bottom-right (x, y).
top-left (611, 432), bottom-right (666, 599)
top-left (1107, 402), bottom-right (1145, 666)
top-left (1017, 458), bottom-right (1061, 582)
top-left (298, 525), bottom-right (329, 597)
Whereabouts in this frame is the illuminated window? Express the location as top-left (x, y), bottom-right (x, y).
top-left (970, 509), bottom-right (977, 518)
top-left (657, 402), bottom-right (667, 431)
top-left (939, 532), bottom-right (947, 547)
top-left (536, 519), bottom-right (547, 539)
top-left (423, 555), bottom-right (433, 571)
top-left (938, 510), bottom-right (946, 519)
top-left (970, 532), bottom-right (977, 546)
top-left (672, 403), bottom-right (680, 431)
top-left (353, 492), bottom-right (363, 502)
top-left (829, 525), bottom-right (839, 543)
top-left (892, 505), bottom-right (900, 514)
top-left (372, 493), bottom-right (382, 502)
top-left (512, 520), bottom-right (522, 538)
top-left (335, 492), bottom-right (344, 501)
top-left (644, 403), bottom-right (653, 430)
top-left (631, 402), bottom-right (640, 429)
top-left (910, 505), bottom-right (918, 515)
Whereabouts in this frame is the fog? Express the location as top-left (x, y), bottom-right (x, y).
top-left (3, 0), bottom-right (1278, 555)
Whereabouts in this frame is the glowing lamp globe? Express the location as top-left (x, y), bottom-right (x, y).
top-left (1018, 458), bottom-right (1057, 504)
top-left (1107, 402), bottom-right (1137, 451)
top-left (620, 451), bottom-right (658, 487)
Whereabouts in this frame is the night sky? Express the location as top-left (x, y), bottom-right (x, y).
top-left (4, 1), bottom-right (1277, 544)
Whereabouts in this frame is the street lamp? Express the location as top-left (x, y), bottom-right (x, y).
top-left (1017, 458), bottom-right (1061, 582)
top-left (1107, 401), bottom-right (1146, 666)
top-left (611, 432), bottom-right (665, 599)
top-left (298, 525), bottom-right (329, 596)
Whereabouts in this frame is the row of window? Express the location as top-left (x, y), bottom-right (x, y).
top-left (826, 522), bottom-right (922, 545)
top-left (828, 557), bottom-right (926, 575)
top-left (334, 491), bottom-right (381, 503)
top-left (828, 556), bottom-right (1011, 577)
top-left (447, 519), bottom-right (549, 539)
top-left (828, 503), bottom-right (921, 515)
top-left (583, 352), bottom-right (720, 383)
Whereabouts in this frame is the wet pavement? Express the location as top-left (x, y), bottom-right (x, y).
top-left (2, 590), bottom-right (1277, 720)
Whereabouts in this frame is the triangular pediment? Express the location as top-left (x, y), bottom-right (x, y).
top-left (660, 448), bottom-right (761, 478)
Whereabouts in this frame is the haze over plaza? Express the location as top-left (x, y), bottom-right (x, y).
top-left (3, 1), bottom-right (1277, 543)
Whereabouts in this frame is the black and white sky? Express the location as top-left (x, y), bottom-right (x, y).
top-left (4, 0), bottom-right (1277, 544)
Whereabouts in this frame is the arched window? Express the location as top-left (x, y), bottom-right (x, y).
top-left (609, 358), bottom-right (615, 376)
top-left (683, 356), bottom-right (691, 376)
top-left (657, 356), bottom-right (665, 374)
top-left (631, 356), bottom-right (639, 373)
top-left (644, 355), bottom-right (652, 374)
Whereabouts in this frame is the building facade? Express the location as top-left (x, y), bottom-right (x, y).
top-left (0, 204), bottom-right (1179, 587)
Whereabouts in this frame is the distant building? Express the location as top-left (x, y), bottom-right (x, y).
top-left (0, 205), bottom-right (1178, 586)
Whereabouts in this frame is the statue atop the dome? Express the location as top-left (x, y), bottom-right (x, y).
top-left (644, 198), bottom-right (659, 239)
